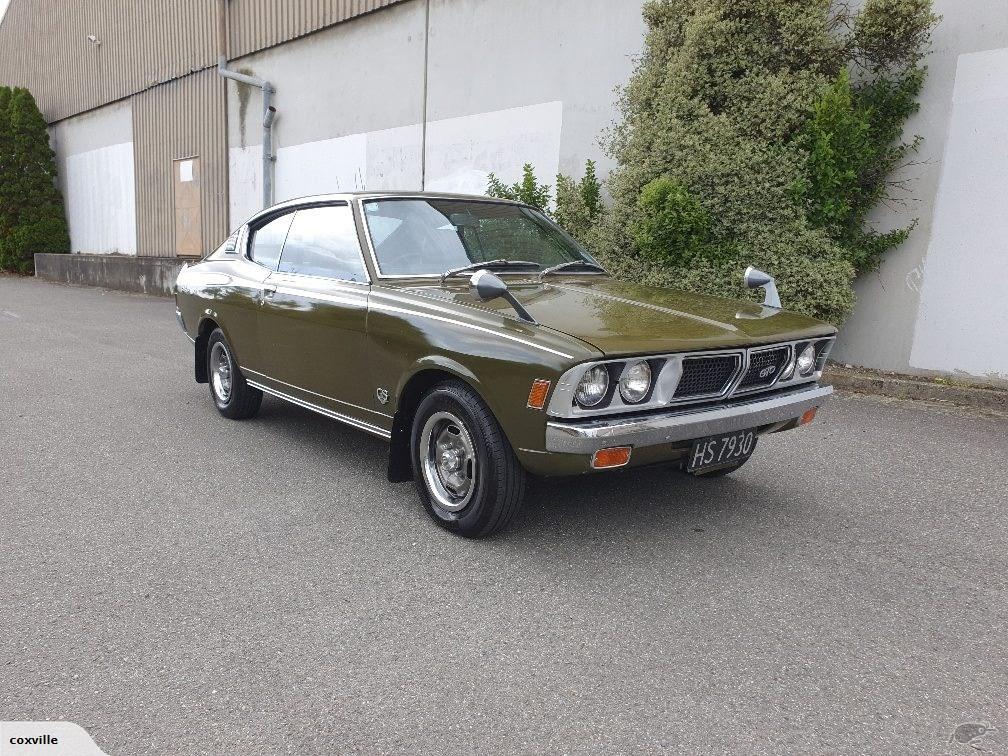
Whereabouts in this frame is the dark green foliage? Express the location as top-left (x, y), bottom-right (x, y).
top-left (554, 160), bottom-right (604, 244)
top-left (487, 164), bottom-right (551, 212)
top-left (0, 87), bottom-right (70, 273)
top-left (632, 177), bottom-right (734, 267)
top-left (588, 0), bottom-right (938, 323)
top-left (0, 86), bottom-right (14, 252)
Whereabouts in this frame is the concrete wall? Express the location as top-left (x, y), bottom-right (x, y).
top-left (226, 0), bottom-right (428, 226)
top-left (907, 47), bottom-right (1008, 382)
top-left (49, 100), bottom-right (137, 255)
top-left (225, 0), bottom-right (646, 227)
top-left (832, 0), bottom-right (1008, 384)
top-left (34, 253), bottom-right (183, 297)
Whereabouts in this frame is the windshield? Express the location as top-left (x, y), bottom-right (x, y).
top-left (362, 198), bottom-right (599, 276)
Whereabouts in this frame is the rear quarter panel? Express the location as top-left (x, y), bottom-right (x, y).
top-left (175, 256), bottom-right (270, 370)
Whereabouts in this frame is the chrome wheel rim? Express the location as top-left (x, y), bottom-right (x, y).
top-left (420, 411), bottom-right (477, 513)
top-left (210, 341), bottom-right (233, 404)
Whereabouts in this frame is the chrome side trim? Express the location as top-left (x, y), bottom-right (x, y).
top-left (545, 384), bottom-right (832, 454)
top-left (243, 368), bottom-right (391, 418)
top-left (247, 380), bottom-right (392, 440)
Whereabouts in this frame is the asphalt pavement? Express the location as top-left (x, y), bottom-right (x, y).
top-left (1, 276), bottom-right (1006, 755)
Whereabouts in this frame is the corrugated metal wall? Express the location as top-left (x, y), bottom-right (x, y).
top-left (227, 0), bottom-right (404, 59)
top-left (0, 1), bottom-right (217, 123)
top-left (0, 0), bottom-right (407, 259)
top-left (0, 0), bottom-right (407, 123)
top-left (133, 70), bottom-right (228, 257)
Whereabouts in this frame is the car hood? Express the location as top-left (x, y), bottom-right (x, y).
top-left (408, 276), bottom-right (836, 357)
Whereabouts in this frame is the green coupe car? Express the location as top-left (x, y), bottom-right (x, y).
top-left (175, 192), bottom-right (836, 537)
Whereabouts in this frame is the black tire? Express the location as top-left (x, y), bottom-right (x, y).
top-left (411, 380), bottom-right (526, 538)
top-left (207, 328), bottom-right (262, 420)
top-left (686, 456), bottom-right (750, 478)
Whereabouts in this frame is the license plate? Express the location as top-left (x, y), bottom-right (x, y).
top-left (686, 429), bottom-right (757, 473)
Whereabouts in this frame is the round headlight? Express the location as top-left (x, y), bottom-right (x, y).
top-left (619, 360), bottom-right (652, 403)
top-left (575, 365), bottom-right (609, 407)
top-left (796, 343), bottom-right (817, 376)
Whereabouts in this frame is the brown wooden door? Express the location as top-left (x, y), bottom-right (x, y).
top-left (173, 156), bottom-right (203, 257)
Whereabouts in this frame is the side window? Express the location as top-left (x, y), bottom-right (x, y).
top-left (278, 205), bottom-right (366, 282)
top-left (250, 212), bottom-right (294, 270)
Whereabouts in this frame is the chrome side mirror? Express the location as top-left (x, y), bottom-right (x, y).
top-left (470, 270), bottom-right (537, 324)
top-left (744, 266), bottom-right (781, 309)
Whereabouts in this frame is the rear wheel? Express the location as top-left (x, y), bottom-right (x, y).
top-left (411, 381), bottom-right (526, 538)
top-left (207, 328), bottom-right (262, 419)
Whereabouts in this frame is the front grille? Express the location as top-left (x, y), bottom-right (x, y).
top-left (738, 345), bottom-right (791, 390)
top-left (673, 354), bottom-right (741, 399)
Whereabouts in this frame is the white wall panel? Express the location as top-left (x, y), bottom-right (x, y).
top-left (366, 124), bottom-right (423, 191)
top-left (275, 133), bottom-right (368, 201)
top-left (229, 145), bottom-right (262, 230)
top-left (64, 142), bottom-right (137, 255)
top-left (908, 47), bottom-right (1008, 380)
top-left (424, 101), bottom-right (563, 197)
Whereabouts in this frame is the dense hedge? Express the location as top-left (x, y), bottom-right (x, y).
top-left (0, 86), bottom-right (70, 273)
top-left (552, 0), bottom-right (938, 324)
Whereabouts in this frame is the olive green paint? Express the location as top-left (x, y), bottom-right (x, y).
top-left (175, 193), bottom-right (836, 477)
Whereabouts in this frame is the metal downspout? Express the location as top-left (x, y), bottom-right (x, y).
top-left (420, 0), bottom-right (431, 190)
top-left (215, 0), bottom-right (275, 209)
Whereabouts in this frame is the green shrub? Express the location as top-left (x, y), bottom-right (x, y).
top-left (591, 0), bottom-right (938, 323)
top-left (554, 160), bottom-right (603, 244)
top-left (487, 163), bottom-right (550, 212)
top-left (632, 177), bottom-right (722, 266)
top-left (0, 87), bottom-right (70, 273)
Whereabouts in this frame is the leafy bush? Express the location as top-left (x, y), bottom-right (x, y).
top-left (487, 164), bottom-right (550, 212)
top-left (554, 160), bottom-right (603, 244)
top-left (590, 0), bottom-right (938, 323)
top-left (0, 86), bottom-right (70, 273)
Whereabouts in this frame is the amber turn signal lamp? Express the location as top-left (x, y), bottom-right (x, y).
top-left (527, 379), bottom-right (551, 410)
top-left (592, 446), bottom-right (632, 469)
top-left (800, 407), bottom-right (818, 425)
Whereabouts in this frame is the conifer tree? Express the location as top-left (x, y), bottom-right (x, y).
top-left (0, 86), bottom-right (14, 271)
top-left (2, 87), bottom-right (70, 273)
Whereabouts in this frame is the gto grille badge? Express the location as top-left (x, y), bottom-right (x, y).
top-left (376, 388), bottom-right (389, 405)
top-left (759, 365), bottom-right (777, 379)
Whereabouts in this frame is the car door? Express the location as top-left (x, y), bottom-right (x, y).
top-left (230, 211), bottom-right (295, 374)
top-left (255, 202), bottom-right (378, 426)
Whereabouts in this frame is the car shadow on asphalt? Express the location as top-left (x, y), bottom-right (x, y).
top-left (247, 395), bottom-right (787, 544)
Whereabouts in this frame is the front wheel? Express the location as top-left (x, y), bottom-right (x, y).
top-left (411, 381), bottom-right (526, 538)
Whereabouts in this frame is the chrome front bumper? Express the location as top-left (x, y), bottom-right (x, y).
top-left (545, 384), bottom-right (832, 455)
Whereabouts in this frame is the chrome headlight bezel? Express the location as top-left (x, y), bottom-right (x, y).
top-left (575, 365), bottom-right (610, 408)
top-left (618, 360), bottom-right (652, 404)
top-left (796, 342), bottom-right (817, 377)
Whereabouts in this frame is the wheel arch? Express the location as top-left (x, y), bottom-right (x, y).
top-left (386, 358), bottom-right (483, 483)
top-left (194, 316), bottom-right (221, 384)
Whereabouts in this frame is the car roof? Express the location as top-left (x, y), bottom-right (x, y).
top-left (246, 190), bottom-right (524, 223)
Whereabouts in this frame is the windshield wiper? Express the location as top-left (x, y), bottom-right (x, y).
top-left (440, 259), bottom-right (540, 285)
top-left (537, 259), bottom-right (608, 280)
